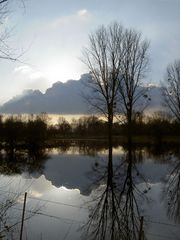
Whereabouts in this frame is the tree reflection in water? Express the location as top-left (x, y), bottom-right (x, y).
top-left (0, 147), bottom-right (48, 238)
top-left (0, 147), bottom-right (48, 175)
top-left (165, 154), bottom-right (180, 223)
top-left (82, 139), bottom-right (149, 240)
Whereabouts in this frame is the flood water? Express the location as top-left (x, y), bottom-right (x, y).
top-left (0, 142), bottom-right (180, 239)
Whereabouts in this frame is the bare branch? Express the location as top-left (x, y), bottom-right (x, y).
top-left (118, 29), bottom-right (150, 128)
top-left (162, 60), bottom-right (180, 121)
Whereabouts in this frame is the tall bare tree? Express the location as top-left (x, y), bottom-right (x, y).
top-left (83, 23), bottom-right (150, 141)
top-left (118, 29), bottom-right (150, 136)
top-left (82, 22), bottom-right (125, 143)
top-left (163, 60), bottom-right (180, 121)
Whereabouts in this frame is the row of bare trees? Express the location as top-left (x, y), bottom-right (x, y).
top-left (81, 24), bottom-right (180, 239)
top-left (82, 22), bottom-right (150, 143)
top-left (82, 24), bottom-right (150, 239)
top-left (82, 22), bottom-right (180, 141)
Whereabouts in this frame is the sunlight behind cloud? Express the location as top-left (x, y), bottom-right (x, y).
top-left (41, 60), bottom-right (82, 83)
top-left (0, 0), bottom-right (179, 105)
top-left (13, 65), bottom-right (49, 92)
top-left (14, 65), bottom-right (44, 80)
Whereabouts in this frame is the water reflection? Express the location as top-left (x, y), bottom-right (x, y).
top-left (0, 148), bottom-right (48, 175)
top-left (0, 142), bottom-right (179, 239)
top-left (0, 147), bottom-right (48, 238)
top-left (82, 140), bottom-right (149, 240)
top-left (164, 154), bottom-right (180, 222)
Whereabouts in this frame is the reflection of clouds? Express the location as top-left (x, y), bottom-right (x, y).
top-left (26, 187), bottom-right (87, 240)
top-left (0, 175), bottom-right (86, 240)
top-left (26, 176), bottom-right (81, 202)
top-left (60, 186), bottom-right (80, 193)
top-left (0, 175), bottom-right (53, 200)
top-left (42, 154), bottom-right (95, 194)
top-left (0, 175), bottom-right (34, 194)
top-left (27, 175), bottom-right (53, 196)
top-left (17, 195), bottom-right (26, 204)
top-left (0, 146), bottom-right (179, 239)
top-left (0, 174), bottom-right (83, 202)
top-left (29, 190), bottom-right (43, 198)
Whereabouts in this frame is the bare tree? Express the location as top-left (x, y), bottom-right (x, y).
top-left (163, 60), bottom-right (180, 121)
top-left (82, 22), bottom-right (125, 143)
top-left (82, 23), bottom-right (150, 141)
top-left (118, 29), bottom-right (150, 136)
top-left (0, 0), bottom-right (25, 61)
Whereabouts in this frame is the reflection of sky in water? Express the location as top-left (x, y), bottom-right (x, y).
top-left (26, 182), bottom-right (88, 240)
top-left (0, 147), bottom-right (179, 239)
top-left (0, 174), bottom-right (88, 239)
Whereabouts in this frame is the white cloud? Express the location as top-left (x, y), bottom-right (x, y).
top-left (50, 9), bottom-right (91, 28)
top-left (14, 65), bottom-right (44, 80)
top-left (14, 65), bottom-right (32, 74)
top-left (77, 9), bottom-right (88, 17)
top-left (13, 65), bottom-right (48, 92)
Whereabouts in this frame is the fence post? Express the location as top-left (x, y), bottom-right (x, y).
top-left (142, 230), bottom-right (145, 240)
top-left (20, 192), bottom-right (27, 240)
top-left (138, 216), bottom-right (144, 240)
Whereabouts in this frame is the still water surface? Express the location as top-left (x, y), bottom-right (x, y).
top-left (0, 143), bottom-right (179, 239)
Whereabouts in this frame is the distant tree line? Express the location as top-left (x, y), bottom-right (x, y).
top-left (0, 114), bottom-right (47, 150)
top-left (0, 113), bottom-right (179, 149)
top-left (50, 113), bottom-right (180, 141)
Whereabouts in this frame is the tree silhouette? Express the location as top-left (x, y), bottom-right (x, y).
top-left (163, 60), bottom-right (180, 121)
top-left (82, 22), bottom-right (150, 142)
top-left (82, 140), bottom-right (149, 239)
top-left (82, 22), bottom-right (125, 145)
top-left (118, 29), bottom-right (150, 137)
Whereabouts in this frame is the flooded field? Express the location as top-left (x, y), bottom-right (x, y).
top-left (0, 142), bottom-right (179, 239)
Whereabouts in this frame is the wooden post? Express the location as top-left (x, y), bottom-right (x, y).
top-left (138, 216), bottom-right (144, 240)
top-left (20, 192), bottom-right (27, 240)
top-left (142, 230), bottom-right (145, 240)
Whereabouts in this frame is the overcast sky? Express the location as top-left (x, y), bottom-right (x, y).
top-left (0, 0), bottom-right (179, 104)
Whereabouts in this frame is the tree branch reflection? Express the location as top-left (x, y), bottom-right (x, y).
top-left (82, 139), bottom-right (148, 240)
top-left (0, 148), bottom-right (48, 175)
top-left (165, 155), bottom-right (180, 222)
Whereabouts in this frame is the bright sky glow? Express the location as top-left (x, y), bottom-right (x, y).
top-left (0, 0), bottom-right (179, 104)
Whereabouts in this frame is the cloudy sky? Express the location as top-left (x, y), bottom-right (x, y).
top-left (0, 0), bottom-right (179, 104)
